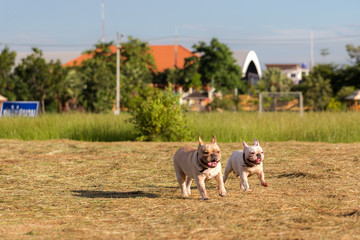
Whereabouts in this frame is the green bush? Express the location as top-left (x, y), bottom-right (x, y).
top-left (129, 87), bottom-right (194, 141)
top-left (326, 98), bottom-right (343, 111)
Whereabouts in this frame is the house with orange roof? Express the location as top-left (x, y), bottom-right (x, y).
top-left (64, 45), bottom-right (198, 72)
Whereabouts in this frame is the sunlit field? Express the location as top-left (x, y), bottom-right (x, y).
top-left (0, 140), bottom-right (359, 239)
top-left (1, 112), bottom-right (360, 143)
top-left (1, 112), bottom-right (359, 238)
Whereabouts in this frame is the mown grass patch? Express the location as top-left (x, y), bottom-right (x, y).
top-left (0, 140), bottom-right (359, 239)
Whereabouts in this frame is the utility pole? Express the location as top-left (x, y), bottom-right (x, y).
top-left (310, 31), bottom-right (314, 71)
top-left (174, 28), bottom-right (178, 68)
top-left (101, 0), bottom-right (105, 43)
top-left (115, 32), bottom-right (120, 115)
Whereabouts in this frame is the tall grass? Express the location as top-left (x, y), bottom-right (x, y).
top-left (0, 112), bottom-right (359, 142)
top-left (190, 111), bottom-right (360, 143)
top-left (0, 113), bottom-right (136, 141)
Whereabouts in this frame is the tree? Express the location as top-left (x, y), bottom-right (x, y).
top-left (152, 56), bottom-right (202, 90)
top-left (320, 48), bottom-right (330, 62)
top-left (193, 38), bottom-right (244, 93)
top-left (76, 42), bottom-right (116, 112)
top-left (13, 48), bottom-right (55, 113)
top-left (346, 44), bottom-right (360, 64)
top-left (311, 64), bottom-right (339, 94)
top-left (301, 75), bottom-right (332, 111)
top-left (130, 86), bottom-right (193, 141)
top-left (329, 86), bottom-right (356, 111)
top-left (180, 56), bottom-right (202, 89)
top-left (337, 64), bottom-right (360, 91)
top-left (0, 46), bottom-right (17, 99)
top-left (335, 86), bottom-right (355, 102)
top-left (120, 37), bottom-right (157, 110)
top-left (333, 45), bottom-right (360, 93)
top-left (259, 67), bottom-right (293, 92)
top-left (53, 68), bottom-right (84, 112)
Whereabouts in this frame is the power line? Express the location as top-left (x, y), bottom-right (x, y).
top-left (178, 34), bottom-right (360, 44)
top-left (2, 34), bottom-right (359, 49)
top-left (1, 43), bottom-right (93, 48)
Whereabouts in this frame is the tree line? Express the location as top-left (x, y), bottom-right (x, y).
top-left (293, 44), bottom-right (360, 111)
top-left (1, 37), bottom-right (359, 113)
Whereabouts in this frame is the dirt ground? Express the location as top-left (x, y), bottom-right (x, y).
top-left (0, 139), bottom-right (359, 239)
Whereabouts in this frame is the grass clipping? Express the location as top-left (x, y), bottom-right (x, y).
top-left (0, 139), bottom-right (359, 239)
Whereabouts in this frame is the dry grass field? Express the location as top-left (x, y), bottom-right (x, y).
top-left (0, 139), bottom-right (359, 239)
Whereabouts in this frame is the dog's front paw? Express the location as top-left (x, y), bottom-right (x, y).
top-left (201, 194), bottom-right (210, 200)
top-left (181, 193), bottom-right (190, 198)
top-left (262, 182), bottom-right (269, 187)
top-left (218, 189), bottom-right (227, 197)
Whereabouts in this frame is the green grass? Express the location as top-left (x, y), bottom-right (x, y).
top-left (0, 113), bottom-right (136, 141)
top-left (0, 112), bottom-right (360, 142)
top-left (191, 111), bottom-right (360, 143)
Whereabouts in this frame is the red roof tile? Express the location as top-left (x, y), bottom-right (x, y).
top-left (64, 45), bottom-right (198, 72)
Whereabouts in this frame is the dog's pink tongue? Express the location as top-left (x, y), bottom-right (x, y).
top-left (208, 162), bottom-right (218, 167)
top-left (255, 158), bottom-right (262, 163)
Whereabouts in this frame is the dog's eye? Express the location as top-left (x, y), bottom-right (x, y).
top-left (251, 152), bottom-right (255, 155)
top-left (204, 152), bottom-right (209, 155)
top-left (217, 151), bottom-right (220, 154)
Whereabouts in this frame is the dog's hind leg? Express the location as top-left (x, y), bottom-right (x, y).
top-left (174, 165), bottom-right (189, 198)
top-left (223, 160), bottom-right (233, 184)
top-left (177, 173), bottom-right (189, 198)
top-left (215, 172), bottom-right (227, 197)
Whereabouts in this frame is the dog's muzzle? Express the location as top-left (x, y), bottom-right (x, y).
top-left (207, 160), bottom-right (219, 167)
top-left (200, 157), bottom-right (219, 168)
top-left (249, 158), bottom-right (262, 165)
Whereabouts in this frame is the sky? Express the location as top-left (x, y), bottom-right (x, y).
top-left (1, 0), bottom-right (359, 68)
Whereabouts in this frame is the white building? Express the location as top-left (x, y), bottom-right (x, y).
top-left (232, 50), bottom-right (262, 86)
top-left (265, 64), bottom-right (310, 85)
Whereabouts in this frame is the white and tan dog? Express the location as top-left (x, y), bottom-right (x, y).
top-left (223, 138), bottom-right (269, 191)
top-left (173, 135), bottom-right (226, 200)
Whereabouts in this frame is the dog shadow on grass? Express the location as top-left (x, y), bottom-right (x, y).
top-left (72, 190), bottom-right (159, 199)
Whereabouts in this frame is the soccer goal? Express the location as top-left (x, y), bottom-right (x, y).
top-left (259, 92), bottom-right (303, 116)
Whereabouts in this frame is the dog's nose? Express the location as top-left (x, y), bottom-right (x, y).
top-left (211, 153), bottom-right (218, 160)
top-left (256, 153), bottom-right (261, 159)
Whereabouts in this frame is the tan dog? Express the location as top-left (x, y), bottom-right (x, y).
top-left (173, 135), bottom-right (226, 200)
top-left (223, 138), bottom-right (269, 191)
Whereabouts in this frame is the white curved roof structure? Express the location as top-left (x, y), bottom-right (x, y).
top-left (232, 50), bottom-right (262, 79)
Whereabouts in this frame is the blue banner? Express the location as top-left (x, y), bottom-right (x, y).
top-left (0, 101), bottom-right (39, 117)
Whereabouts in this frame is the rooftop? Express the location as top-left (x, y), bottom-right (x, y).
top-left (64, 45), bottom-right (198, 72)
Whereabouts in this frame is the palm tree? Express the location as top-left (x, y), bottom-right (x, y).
top-left (260, 68), bottom-right (294, 110)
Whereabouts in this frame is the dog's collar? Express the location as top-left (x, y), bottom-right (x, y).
top-left (197, 151), bottom-right (207, 173)
top-left (243, 152), bottom-right (253, 167)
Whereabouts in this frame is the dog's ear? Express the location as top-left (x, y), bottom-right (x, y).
top-left (254, 138), bottom-right (259, 146)
top-left (198, 136), bottom-right (205, 146)
top-left (211, 135), bottom-right (217, 144)
top-left (243, 141), bottom-right (249, 149)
